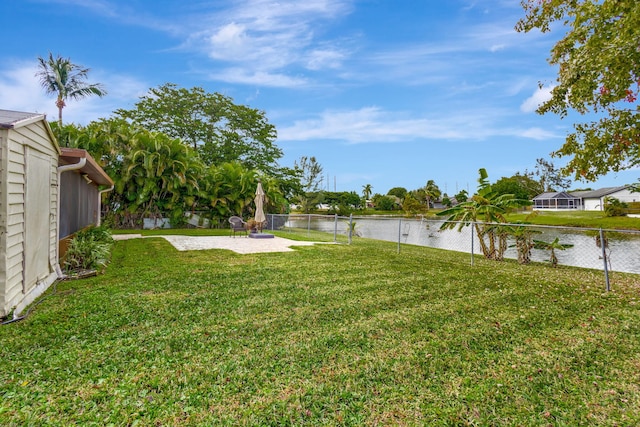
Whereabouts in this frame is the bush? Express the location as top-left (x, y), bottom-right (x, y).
top-left (63, 226), bottom-right (114, 273)
top-left (604, 197), bottom-right (628, 217)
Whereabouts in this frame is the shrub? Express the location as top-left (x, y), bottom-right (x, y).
top-left (63, 226), bottom-right (114, 273)
top-left (604, 197), bottom-right (628, 217)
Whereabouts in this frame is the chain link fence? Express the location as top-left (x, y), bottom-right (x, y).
top-left (266, 213), bottom-right (640, 290)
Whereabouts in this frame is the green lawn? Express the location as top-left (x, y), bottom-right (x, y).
top-left (506, 210), bottom-right (640, 231)
top-left (1, 232), bottom-right (639, 426)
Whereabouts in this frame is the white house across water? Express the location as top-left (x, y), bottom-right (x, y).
top-left (533, 186), bottom-right (639, 211)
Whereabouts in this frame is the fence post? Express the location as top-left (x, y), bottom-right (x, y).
top-left (470, 221), bottom-right (475, 266)
top-left (348, 214), bottom-right (353, 244)
top-left (334, 214), bottom-right (338, 243)
top-left (307, 214), bottom-right (311, 237)
top-left (599, 228), bottom-right (610, 291)
top-left (397, 218), bottom-right (402, 254)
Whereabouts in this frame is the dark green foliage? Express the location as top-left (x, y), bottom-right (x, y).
top-left (374, 195), bottom-right (397, 211)
top-left (493, 173), bottom-right (544, 200)
top-left (387, 187), bottom-right (408, 199)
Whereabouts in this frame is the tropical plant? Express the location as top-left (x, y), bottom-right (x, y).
top-left (423, 180), bottom-right (441, 210)
top-left (505, 212), bottom-right (540, 265)
top-left (63, 226), bottom-right (114, 273)
top-left (36, 53), bottom-right (106, 127)
top-left (533, 237), bottom-right (574, 267)
top-left (113, 131), bottom-right (204, 226)
top-left (437, 169), bottom-right (532, 260)
top-left (362, 184), bottom-right (373, 202)
top-left (604, 197), bottom-right (628, 217)
top-left (454, 189), bottom-right (469, 203)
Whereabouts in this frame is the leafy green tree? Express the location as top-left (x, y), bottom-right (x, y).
top-left (293, 156), bottom-right (324, 213)
top-left (402, 194), bottom-right (426, 215)
top-left (115, 83), bottom-right (282, 172)
top-left (516, 1), bottom-right (640, 181)
top-left (387, 187), bottom-right (408, 199)
top-left (374, 195), bottom-right (397, 211)
top-left (492, 173), bottom-right (543, 200)
top-left (437, 169), bottom-right (531, 260)
top-left (36, 53), bottom-right (106, 127)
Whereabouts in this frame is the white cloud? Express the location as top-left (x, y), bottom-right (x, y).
top-left (278, 106), bottom-right (549, 143)
top-left (209, 69), bottom-right (308, 88)
top-left (184, 0), bottom-right (353, 85)
top-left (518, 127), bottom-right (558, 140)
top-left (520, 85), bottom-right (554, 113)
top-left (0, 62), bottom-right (55, 117)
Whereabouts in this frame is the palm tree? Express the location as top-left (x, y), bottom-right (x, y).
top-left (36, 53), bottom-right (107, 127)
top-left (437, 169), bottom-right (531, 260)
top-left (362, 184), bottom-right (373, 208)
top-left (424, 180), bottom-right (441, 211)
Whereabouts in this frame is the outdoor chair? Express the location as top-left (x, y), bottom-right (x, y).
top-left (229, 216), bottom-right (248, 237)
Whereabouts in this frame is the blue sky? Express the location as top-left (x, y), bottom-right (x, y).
top-left (1, 0), bottom-right (637, 196)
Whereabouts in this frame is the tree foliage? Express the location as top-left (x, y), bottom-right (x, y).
top-left (516, 1), bottom-right (640, 181)
top-left (387, 187), bottom-right (408, 199)
top-left (52, 121), bottom-right (287, 228)
top-left (493, 173), bottom-right (544, 200)
top-left (115, 83), bottom-right (282, 173)
top-left (293, 156), bottom-right (324, 213)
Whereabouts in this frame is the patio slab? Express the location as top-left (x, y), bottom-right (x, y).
top-left (113, 234), bottom-right (329, 254)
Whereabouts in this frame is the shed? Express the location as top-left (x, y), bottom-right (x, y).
top-left (58, 148), bottom-right (114, 256)
top-left (532, 191), bottom-right (582, 210)
top-left (0, 109), bottom-right (61, 318)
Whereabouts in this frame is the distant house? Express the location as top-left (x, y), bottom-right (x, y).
top-left (532, 186), bottom-right (638, 211)
top-left (0, 110), bottom-right (61, 318)
top-left (532, 191), bottom-right (582, 210)
top-left (571, 186), bottom-right (637, 211)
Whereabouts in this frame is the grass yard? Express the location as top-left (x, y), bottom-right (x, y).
top-left (1, 232), bottom-right (640, 426)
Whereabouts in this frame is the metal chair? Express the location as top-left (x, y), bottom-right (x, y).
top-left (229, 216), bottom-right (248, 237)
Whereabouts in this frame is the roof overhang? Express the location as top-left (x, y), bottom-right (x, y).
top-left (59, 148), bottom-right (114, 187)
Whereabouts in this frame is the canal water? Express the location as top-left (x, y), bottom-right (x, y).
top-left (282, 216), bottom-right (640, 274)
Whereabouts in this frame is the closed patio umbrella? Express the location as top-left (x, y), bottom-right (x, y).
top-left (254, 180), bottom-right (266, 230)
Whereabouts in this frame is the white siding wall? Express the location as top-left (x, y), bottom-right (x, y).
top-left (583, 198), bottom-right (604, 211)
top-left (0, 120), bottom-right (59, 317)
top-left (0, 133), bottom-right (6, 307)
top-left (608, 188), bottom-right (640, 204)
